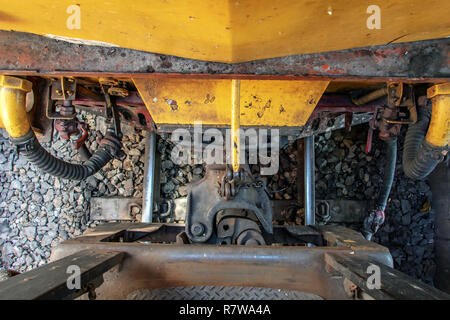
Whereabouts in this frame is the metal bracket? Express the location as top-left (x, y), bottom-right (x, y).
top-left (100, 83), bottom-right (122, 139)
top-left (186, 165), bottom-right (273, 243)
top-left (216, 217), bottom-right (265, 245)
top-left (386, 82), bottom-right (417, 124)
top-left (90, 197), bottom-right (142, 221)
top-left (50, 77), bottom-right (76, 101)
top-left (47, 78), bottom-right (77, 119)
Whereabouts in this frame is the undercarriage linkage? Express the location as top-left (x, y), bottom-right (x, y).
top-left (186, 164), bottom-right (272, 244)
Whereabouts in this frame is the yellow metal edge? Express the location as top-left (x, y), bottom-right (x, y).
top-left (426, 89), bottom-right (450, 147)
top-left (133, 78), bottom-right (329, 128)
top-left (0, 1), bottom-right (449, 63)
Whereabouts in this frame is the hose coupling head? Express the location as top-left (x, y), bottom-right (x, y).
top-left (362, 209), bottom-right (385, 241)
top-left (378, 105), bottom-right (401, 141)
top-left (99, 127), bottom-right (125, 160)
top-left (422, 140), bottom-right (449, 161)
top-left (9, 130), bottom-right (38, 153)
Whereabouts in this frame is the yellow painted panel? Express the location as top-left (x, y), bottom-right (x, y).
top-left (133, 78), bottom-right (329, 127)
top-left (0, 0), bottom-right (448, 63)
top-left (0, 1), bottom-right (232, 61)
top-left (229, 0), bottom-right (450, 62)
top-left (426, 84), bottom-right (450, 147)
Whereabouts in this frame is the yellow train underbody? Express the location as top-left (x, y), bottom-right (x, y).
top-left (0, 0), bottom-right (449, 63)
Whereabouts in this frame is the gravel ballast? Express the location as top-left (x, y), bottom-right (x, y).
top-left (0, 113), bottom-right (146, 272)
top-left (0, 114), bottom-right (436, 286)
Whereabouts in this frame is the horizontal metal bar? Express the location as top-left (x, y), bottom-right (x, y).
top-left (48, 223), bottom-right (392, 299)
top-left (101, 196), bottom-right (371, 224)
top-left (0, 31), bottom-right (448, 81)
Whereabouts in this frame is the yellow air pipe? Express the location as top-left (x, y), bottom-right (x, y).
top-left (0, 75), bottom-right (120, 181)
top-left (0, 75), bottom-right (32, 138)
top-left (231, 79), bottom-right (240, 173)
top-left (426, 83), bottom-right (450, 148)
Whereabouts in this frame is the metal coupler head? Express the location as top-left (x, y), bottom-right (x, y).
top-left (99, 127), bottom-right (125, 160)
top-left (362, 209), bottom-right (385, 241)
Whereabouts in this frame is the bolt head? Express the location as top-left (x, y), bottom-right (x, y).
top-left (0, 75), bottom-right (32, 92)
top-left (191, 223), bottom-right (205, 236)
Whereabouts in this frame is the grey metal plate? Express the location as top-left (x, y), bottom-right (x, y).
top-left (127, 286), bottom-right (323, 300)
top-left (90, 197), bottom-right (141, 221)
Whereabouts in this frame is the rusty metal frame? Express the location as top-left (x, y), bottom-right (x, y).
top-left (72, 91), bottom-right (156, 131)
top-left (73, 93), bottom-right (378, 134)
top-left (0, 31), bottom-right (448, 82)
top-left (48, 222), bottom-right (396, 300)
top-left (0, 250), bottom-right (124, 300)
top-left (2, 223), bottom-right (447, 300)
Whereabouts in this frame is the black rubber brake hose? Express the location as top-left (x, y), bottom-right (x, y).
top-left (403, 107), bottom-right (446, 180)
top-left (11, 130), bottom-right (114, 180)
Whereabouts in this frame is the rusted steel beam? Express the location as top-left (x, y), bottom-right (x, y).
top-left (48, 223), bottom-right (392, 300)
top-left (307, 95), bottom-right (380, 125)
top-left (0, 250), bottom-right (124, 300)
top-left (72, 91), bottom-right (155, 131)
top-left (0, 31), bottom-right (448, 81)
top-left (325, 252), bottom-right (450, 300)
top-left (73, 93), bottom-right (376, 132)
